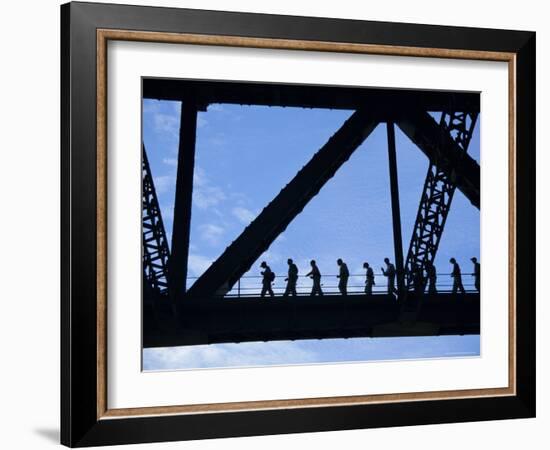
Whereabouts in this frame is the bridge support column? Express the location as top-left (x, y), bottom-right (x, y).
top-left (170, 101), bottom-right (198, 303)
top-left (386, 122), bottom-right (405, 297)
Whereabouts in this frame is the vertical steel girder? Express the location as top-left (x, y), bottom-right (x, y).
top-left (403, 111), bottom-right (479, 288)
top-left (386, 122), bottom-right (405, 294)
top-left (169, 103), bottom-right (198, 301)
top-left (142, 146), bottom-right (171, 297)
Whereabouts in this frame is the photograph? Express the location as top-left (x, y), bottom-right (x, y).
top-left (141, 78), bottom-right (481, 370)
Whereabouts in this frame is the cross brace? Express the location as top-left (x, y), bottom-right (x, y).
top-left (396, 111), bottom-right (480, 208)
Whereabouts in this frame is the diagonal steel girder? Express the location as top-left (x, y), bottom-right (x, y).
top-left (142, 145), bottom-right (171, 297)
top-left (186, 109), bottom-right (380, 299)
top-left (396, 111), bottom-right (480, 209)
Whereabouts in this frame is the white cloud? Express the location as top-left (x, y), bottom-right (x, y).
top-left (208, 135), bottom-right (226, 147)
top-left (187, 253), bottom-right (214, 277)
top-left (153, 175), bottom-right (175, 194)
top-left (231, 206), bottom-right (256, 224)
top-left (197, 114), bottom-right (208, 128)
top-left (154, 113), bottom-right (179, 138)
top-left (143, 341), bottom-right (318, 370)
top-left (193, 186), bottom-right (226, 210)
top-left (199, 223), bottom-right (224, 246)
top-left (159, 204), bottom-right (174, 225)
top-left (162, 157), bottom-right (177, 167)
top-left (258, 249), bottom-right (283, 265)
top-left (143, 100), bottom-right (160, 114)
top-left (229, 191), bottom-right (250, 206)
top-left (193, 166), bottom-right (207, 187)
top-left (207, 104), bottom-right (224, 112)
top-left (172, 101), bottom-right (181, 115)
top-left (192, 167), bottom-right (227, 210)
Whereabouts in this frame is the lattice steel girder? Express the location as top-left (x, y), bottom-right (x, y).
top-left (186, 109), bottom-right (380, 299)
top-left (142, 146), bottom-right (171, 296)
top-left (396, 111), bottom-right (480, 208)
top-left (402, 111), bottom-right (479, 289)
top-left (404, 165), bottom-right (454, 287)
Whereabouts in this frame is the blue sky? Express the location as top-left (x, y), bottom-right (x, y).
top-left (142, 97), bottom-right (480, 370)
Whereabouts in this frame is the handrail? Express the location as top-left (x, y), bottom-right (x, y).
top-left (185, 272), bottom-right (473, 279)
top-left (185, 272), bottom-right (478, 298)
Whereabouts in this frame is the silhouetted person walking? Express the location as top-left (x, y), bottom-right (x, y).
top-left (306, 260), bottom-right (323, 296)
top-left (284, 258), bottom-right (298, 297)
top-left (381, 257), bottom-right (397, 298)
top-left (425, 261), bottom-right (437, 294)
top-left (260, 261), bottom-right (275, 298)
top-left (450, 258), bottom-right (465, 295)
top-left (471, 257), bottom-right (480, 292)
top-left (363, 262), bottom-right (375, 295)
top-left (336, 258), bottom-right (349, 296)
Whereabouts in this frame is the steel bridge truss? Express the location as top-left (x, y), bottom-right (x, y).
top-left (141, 110), bottom-right (479, 301)
top-left (141, 80), bottom-right (480, 306)
top-left (140, 80), bottom-right (483, 346)
top-left (403, 111), bottom-right (479, 289)
top-left (142, 146), bottom-right (171, 298)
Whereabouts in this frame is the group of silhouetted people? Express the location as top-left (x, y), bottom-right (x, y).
top-left (260, 259), bottom-right (328, 297)
top-left (258, 256), bottom-right (480, 298)
top-left (406, 257), bottom-right (480, 296)
top-left (447, 256), bottom-right (480, 294)
top-left (260, 259), bottom-right (339, 298)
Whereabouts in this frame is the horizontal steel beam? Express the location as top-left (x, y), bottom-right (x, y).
top-left (396, 111), bottom-right (480, 208)
top-left (143, 293), bottom-right (480, 347)
top-left (143, 78), bottom-right (480, 113)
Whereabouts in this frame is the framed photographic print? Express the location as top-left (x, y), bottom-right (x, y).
top-left (61, 1), bottom-right (536, 447)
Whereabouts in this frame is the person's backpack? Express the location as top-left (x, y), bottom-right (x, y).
top-left (269, 271), bottom-right (275, 282)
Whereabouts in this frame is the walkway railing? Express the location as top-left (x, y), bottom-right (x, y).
top-left (186, 273), bottom-right (478, 298)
